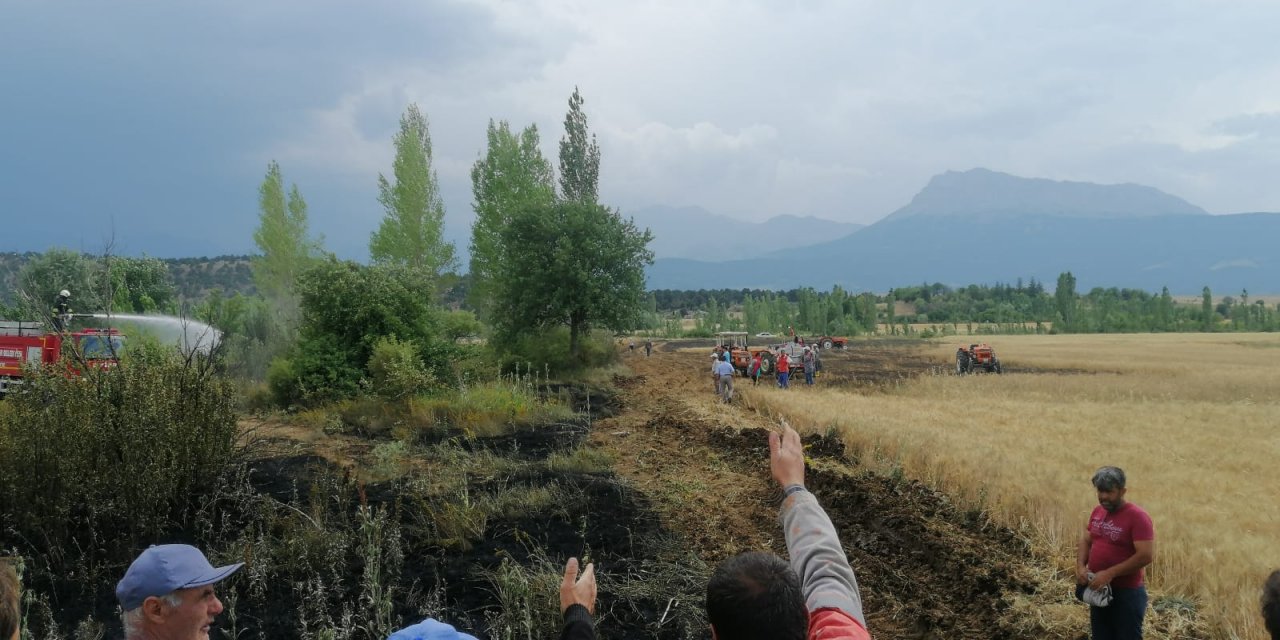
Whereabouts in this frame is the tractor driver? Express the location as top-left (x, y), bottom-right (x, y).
top-left (52, 289), bottom-right (73, 332)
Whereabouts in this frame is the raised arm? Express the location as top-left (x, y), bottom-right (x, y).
top-left (770, 425), bottom-right (868, 631)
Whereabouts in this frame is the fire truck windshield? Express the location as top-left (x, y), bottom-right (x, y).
top-left (78, 335), bottom-right (125, 359)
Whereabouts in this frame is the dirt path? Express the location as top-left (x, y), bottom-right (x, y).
top-left (594, 342), bottom-right (1066, 639)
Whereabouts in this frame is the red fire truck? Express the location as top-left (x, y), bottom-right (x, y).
top-left (0, 321), bottom-right (125, 398)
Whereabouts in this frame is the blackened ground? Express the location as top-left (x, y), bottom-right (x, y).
top-left (600, 342), bottom-right (1072, 639)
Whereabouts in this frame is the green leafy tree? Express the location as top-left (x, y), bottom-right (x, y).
top-left (107, 256), bottom-right (176, 314)
top-left (252, 161), bottom-right (321, 330)
top-left (1055, 271), bottom-right (1078, 332)
top-left (558, 87), bottom-right (601, 205)
top-left (370, 104), bottom-right (456, 280)
top-left (469, 120), bottom-right (556, 317)
top-left (491, 201), bottom-right (653, 359)
top-left (17, 248), bottom-right (103, 320)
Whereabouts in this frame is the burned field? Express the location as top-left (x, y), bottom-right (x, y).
top-left (596, 343), bottom-right (1072, 639)
top-left (15, 339), bottom-right (1093, 639)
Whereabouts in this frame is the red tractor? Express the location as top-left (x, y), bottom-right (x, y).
top-left (955, 342), bottom-right (1002, 375)
top-left (0, 321), bottom-right (125, 398)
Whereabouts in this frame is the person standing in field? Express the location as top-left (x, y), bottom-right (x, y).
top-left (644, 340), bottom-right (652, 357)
top-left (776, 350), bottom-right (790, 389)
top-left (1263, 570), bottom-right (1280, 639)
top-left (713, 356), bottom-right (736, 403)
top-left (801, 347), bottom-right (816, 386)
top-left (749, 351), bottom-right (763, 386)
top-left (1076, 466), bottom-right (1155, 640)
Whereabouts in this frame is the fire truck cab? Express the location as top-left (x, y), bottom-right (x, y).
top-left (0, 321), bottom-right (125, 397)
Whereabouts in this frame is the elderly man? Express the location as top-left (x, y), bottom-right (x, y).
top-left (117, 544), bottom-right (243, 640)
top-left (1076, 466), bottom-right (1155, 640)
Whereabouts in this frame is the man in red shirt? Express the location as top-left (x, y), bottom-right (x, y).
top-left (776, 350), bottom-right (791, 389)
top-left (1076, 466), bottom-right (1155, 640)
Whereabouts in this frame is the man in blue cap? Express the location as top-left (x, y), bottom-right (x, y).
top-left (116, 544), bottom-right (243, 640)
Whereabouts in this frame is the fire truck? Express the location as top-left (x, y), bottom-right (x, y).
top-left (0, 321), bottom-right (125, 398)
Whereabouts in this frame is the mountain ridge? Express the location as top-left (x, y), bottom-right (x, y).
top-left (884, 168), bottom-right (1207, 222)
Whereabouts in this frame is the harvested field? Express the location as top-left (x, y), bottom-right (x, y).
top-left (738, 333), bottom-right (1280, 639)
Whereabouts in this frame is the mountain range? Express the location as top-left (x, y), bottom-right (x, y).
top-left (647, 169), bottom-right (1279, 294)
top-left (628, 205), bottom-right (864, 262)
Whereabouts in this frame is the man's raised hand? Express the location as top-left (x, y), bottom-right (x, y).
top-left (769, 422), bottom-right (806, 489)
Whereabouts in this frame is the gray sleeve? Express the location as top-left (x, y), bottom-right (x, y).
top-left (780, 489), bottom-right (866, 627)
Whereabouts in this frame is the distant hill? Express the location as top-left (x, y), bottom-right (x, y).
top-left (629, 205), bottom-right (863, 262)
top-left (648, 170), bottom-right (1278, 294)
top-left (884, 168), bottom-right (1207, 222)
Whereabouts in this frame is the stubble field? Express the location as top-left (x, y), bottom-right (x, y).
top-left (743, 333), bottom-right (1280, 639)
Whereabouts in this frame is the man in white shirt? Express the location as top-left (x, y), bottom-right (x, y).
top-left (713, 358), bottom-right (736, 402)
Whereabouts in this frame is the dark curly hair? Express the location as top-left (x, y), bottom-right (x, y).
top-left (1263, 569), bottom-right (1280, 639)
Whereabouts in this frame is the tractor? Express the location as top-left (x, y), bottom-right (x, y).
top-left (715, 332), bottom-right (778, 376)
top-left (955, 342), bottom-right (1002, 375)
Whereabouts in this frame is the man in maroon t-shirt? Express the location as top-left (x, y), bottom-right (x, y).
top-left (1075, 466), bottom-right (1155, 640)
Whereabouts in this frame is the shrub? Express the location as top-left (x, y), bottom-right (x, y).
top-left (494, 327), bottom-right (617, 375)
top-left (0, 350), bottom-right (238, 604)
top-left (367, 336), bottom-right (437, 399)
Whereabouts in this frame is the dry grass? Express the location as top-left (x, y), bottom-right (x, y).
top-left (745, 333), bottom-right (1280, 639)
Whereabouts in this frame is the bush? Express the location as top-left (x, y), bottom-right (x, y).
top-left (494, 327), bottom-right (617, 375)
top-left (0, 350), bottom-right (238, 604)
top-left (367, 336), bottom-right (437, 399)
top-left (268, 337), bottom-right (364, 408)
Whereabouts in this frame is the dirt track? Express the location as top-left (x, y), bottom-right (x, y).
top-left (595, 341), bottom-right (1067, 639)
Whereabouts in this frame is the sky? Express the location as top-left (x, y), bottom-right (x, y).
top-left (4, 1), bottom-right (1280, 260)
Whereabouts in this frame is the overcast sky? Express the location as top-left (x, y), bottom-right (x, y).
top-left (4, 1), bottom-right (1280, 259)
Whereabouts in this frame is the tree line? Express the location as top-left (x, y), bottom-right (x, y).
top-left (659, 274), bottom-right (1280, 336)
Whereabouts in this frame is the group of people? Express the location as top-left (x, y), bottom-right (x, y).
top-left (713, 344), bottom-right (820, 397)
top-left (626, 339), bottom-right (653, 357)
top-left (0, 425), bottom-right (874, 640)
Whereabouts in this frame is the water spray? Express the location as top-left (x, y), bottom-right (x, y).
top-left (90, 313), bottom-right (222, 354)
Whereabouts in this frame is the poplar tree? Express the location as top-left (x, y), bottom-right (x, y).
top-left (370, 104), bottom-right (456, 280)
top-left (1055, 271), bottom-right (1078, 332)
top-left (252, 161), bottom-right (320, 331)
top-left (469, 120), bottom-right (556, 317)
top-left (558, 87), bottom-right (601, 205)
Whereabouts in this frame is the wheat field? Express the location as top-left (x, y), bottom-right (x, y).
top-left (746, 333), bottom-right (1280, 639)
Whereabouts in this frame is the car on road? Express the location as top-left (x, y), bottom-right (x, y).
top-left (755, 332), bottom-right (775, 338)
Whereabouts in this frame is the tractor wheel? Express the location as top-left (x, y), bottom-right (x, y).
top-left (760, 352), bottom-right (775, 375)
top-left (994, 360), bottom-right (1003, 374)
top-left (822, 339), bottom-right (834, 350)
top-left (955, 352), bottom-right (968, 375)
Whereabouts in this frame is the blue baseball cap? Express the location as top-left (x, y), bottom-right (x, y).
top-left (387, 618), bottom-right (479, 640)
top-left (116, 545), bottom-right (243, 610)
